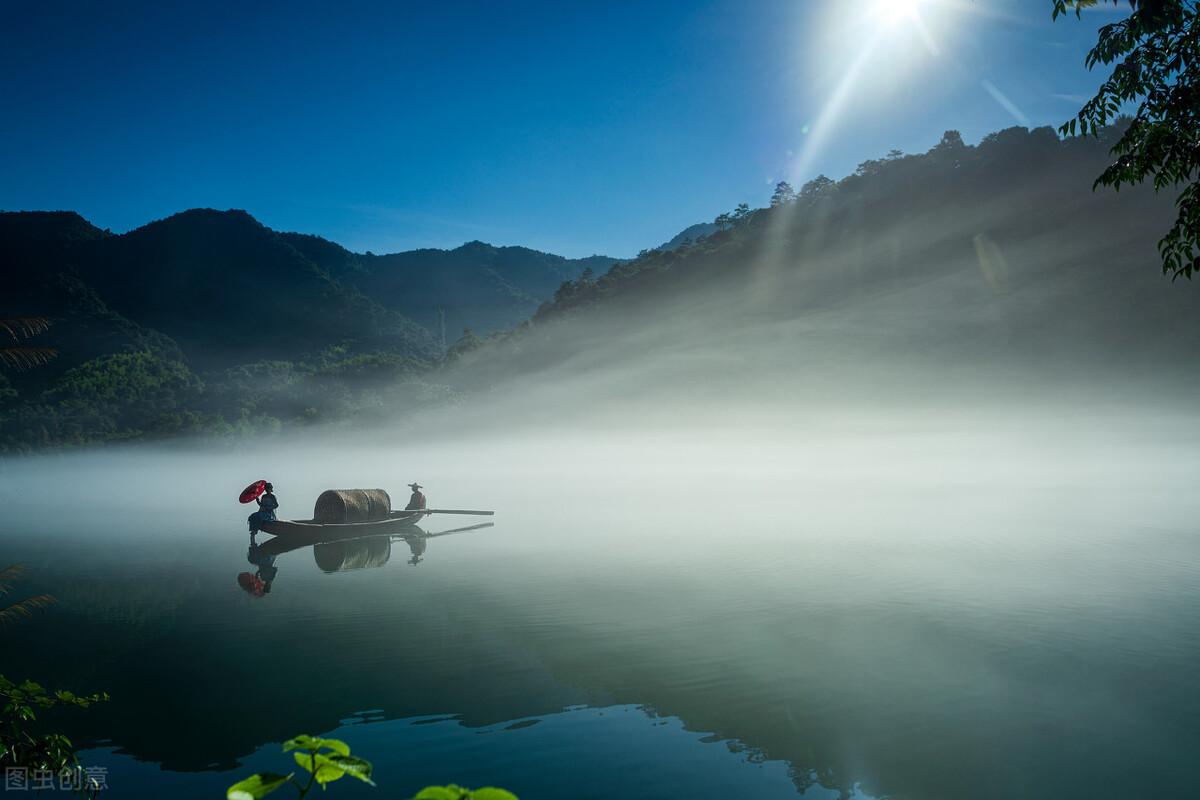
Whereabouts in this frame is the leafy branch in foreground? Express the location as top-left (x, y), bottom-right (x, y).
top-left (1052, 0), bottom-right (1200, 278)
top-left (0, 674), bottom-right (109, 798)
top-left (0, 563), bottom-right (55, 630)
top-left (226, 733), bottom-right (518, 800)
top-left (227, 735), bottom-right (374, 799)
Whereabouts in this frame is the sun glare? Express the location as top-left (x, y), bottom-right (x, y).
top-left (875, 0), bottom-right (921, 28)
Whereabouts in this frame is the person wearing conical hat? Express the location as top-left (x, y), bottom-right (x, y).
top-left (405, 482), bottom-right (426, 511)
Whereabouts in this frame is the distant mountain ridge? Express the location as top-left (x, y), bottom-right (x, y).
top-left (70, 209), bottom-right (437, 367)
top-left (1, 207), bottom-right (622, 366)
top-left (282, 233), bottom-right (620, 339)
top-left (448, 124), bottom-right (1200, 397)
top-left (0, 207), bottom-right (620, 448)
top-left (658, 222), bottom-right (719, 252)
top-left (8, 123), bottom-right (1186, 452)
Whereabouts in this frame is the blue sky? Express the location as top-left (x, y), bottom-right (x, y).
top-left (0, 0), bottom-right (1121, 258)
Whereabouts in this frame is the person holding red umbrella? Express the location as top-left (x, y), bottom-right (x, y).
top-left (247, 482), bottom-right (279, 534)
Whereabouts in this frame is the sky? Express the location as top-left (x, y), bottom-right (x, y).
top-left (0, 0), bottom-right (1123, 258)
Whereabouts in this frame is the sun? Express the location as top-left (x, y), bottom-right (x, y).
top-left (874, 0), bottom-right (922, 28)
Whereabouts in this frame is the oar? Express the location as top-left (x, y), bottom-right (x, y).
top-left (422, 509), bottom-right (495, 516)
top-left (397, 522), bottom-right (494, 540)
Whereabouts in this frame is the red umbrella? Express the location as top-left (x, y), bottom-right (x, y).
top-left (239, 479), bottom-right (267, 504)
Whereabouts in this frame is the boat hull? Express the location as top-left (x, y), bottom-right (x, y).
top-left (260, 510), bottom-right (426, 539)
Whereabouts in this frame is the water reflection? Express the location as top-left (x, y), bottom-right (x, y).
top-left (314, 536), bottom-right (393, 572)
top-left (237, 522), bottom-right (494, 593)
top-left (237, 542), bottom-right (279, 596)
top-left (1, 442), bottom-right (1197, 800)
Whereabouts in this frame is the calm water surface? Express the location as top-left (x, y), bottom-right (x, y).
top-left (2, 423), bottom-right (1198, 799)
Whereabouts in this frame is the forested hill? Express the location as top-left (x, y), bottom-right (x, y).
top-left (5, 123), bottom-right (1197, 449)
top-left (281, 234), bottom-right (619, 337)
top-left (659, 221), bottom-right (719, 252)
top-left (69, 210), bottom-right (437, 367)
top-left (0, 209), bottom-right (615, 448)
top-left (449, 124), bottom-right (1200, 399)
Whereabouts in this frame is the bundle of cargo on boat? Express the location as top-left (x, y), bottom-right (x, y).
top-left (312, 489), bottom-right (392, 523)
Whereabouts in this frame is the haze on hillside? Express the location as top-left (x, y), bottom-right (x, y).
top-left (5, 122), bottom-right (1196, 451)
top-left (393, 124), bottom-right (1200, 446)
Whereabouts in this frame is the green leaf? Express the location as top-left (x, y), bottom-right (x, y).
top-left (281, 734), bottom-right (350, 756)
top-left (415, 787), bottom-right (465, 800)
top-left (292, 751), bottom-right (347, 786)
top-left (226, 772), bottom-right (293, 800)
top-left (325, 754), bottom-right (375, 785)
top-left (473, 789), bottom-right (519, 800)
top-left (282, 734), bottom-right (321, 752)
top-left (323, 738), bottom-right (351, 756)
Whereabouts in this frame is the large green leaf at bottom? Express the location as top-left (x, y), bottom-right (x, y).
top-left (325, 754), bottom-right (375, 785)
top-left (226, 772), bottom-right (292, 800)
top-left (472, 789), bottom-right (518, 800)
top-left (414, 787), bottom-right (464, 800)
top-left (414, 786), bottom-right (517, 800)
top-left (292, 751), bottom-right (374, 786)
top-left (293, 751), bottom-right (345, 785)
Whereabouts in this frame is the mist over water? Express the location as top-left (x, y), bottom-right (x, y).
top-left (3, 388), bottom-right (1199, 799)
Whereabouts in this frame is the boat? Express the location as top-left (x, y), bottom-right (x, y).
top-left (260, 509), bottom-right (425, 538)
top-left (253, 519), bottom-right (494, 560)
top-left (259, 508), bottom-right (493, 540)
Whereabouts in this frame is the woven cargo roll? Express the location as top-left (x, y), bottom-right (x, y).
top-left (312, 489), bottom-right (392, 523)
top-left (314, 537), bottom-right (392, 572)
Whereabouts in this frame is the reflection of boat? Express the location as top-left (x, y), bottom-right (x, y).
top-left (237, 522), bottom-right (489, 591)
top-left (315, 536), bottom-right (392, 572)
top-left (253, 521), bottom-right (495, 566)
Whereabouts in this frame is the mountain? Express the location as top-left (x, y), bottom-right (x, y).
top-left (282, 234), bottom-right (621, 339)
top-left (0, 208), bottom-right (619, 449)
top-left (0, 212), bottom-right (182, 390)
top-left (73, 209), bottom-right (438, 367)
top-left (658, 222), bottom-right (719, 252)
top-left (7, 123), bottom-right (1196, 450)
top-left (448, 125), bottom-right (1200, 403)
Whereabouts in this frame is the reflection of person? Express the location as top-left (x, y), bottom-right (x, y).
top-left (238, 541), bottom-right (279, 597)
top-left (405, 482), bottom-right (426, 511)
top-left (404, 533), bottom-right (427, 565)
top-left (248, 482), bottom-right (279, 534)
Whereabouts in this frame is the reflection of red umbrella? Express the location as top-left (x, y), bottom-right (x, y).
top-left (239, 480), bottom-right (267, 504)
top-left (237, 572), bottom-right (266, 597)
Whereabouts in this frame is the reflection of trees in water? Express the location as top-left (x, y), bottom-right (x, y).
top-left (645, 701), bottom-right (859, 798)
top-left (3, 541), bottom-right (882, 796)
top-left (6, 525), bottom-right (1174, 800)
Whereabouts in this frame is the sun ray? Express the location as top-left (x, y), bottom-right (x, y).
top-left (789, 29), bottom-right (885, 185)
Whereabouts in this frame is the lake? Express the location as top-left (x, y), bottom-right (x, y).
top-left (2, 414), bottom-right (1198, 799)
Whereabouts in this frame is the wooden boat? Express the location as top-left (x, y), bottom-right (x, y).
top-left (260, 509), bottom-right (424, 538)
top-left (259, 508), bottom-right (493, 540)
top-left (254, 520), bottom-right (495, 560)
